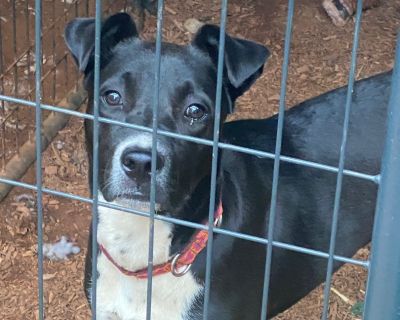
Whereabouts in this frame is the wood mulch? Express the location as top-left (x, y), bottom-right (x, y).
top-left (0, 0), bottom-right (398, 318)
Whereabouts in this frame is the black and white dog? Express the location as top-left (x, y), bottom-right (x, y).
top-left (64, 12), bottom-right (390, 320)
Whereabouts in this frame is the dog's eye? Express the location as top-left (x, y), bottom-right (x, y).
top-left (103, 90), bottom-right (122, 106)
top-left (184, 104), bottom-right (207, 122)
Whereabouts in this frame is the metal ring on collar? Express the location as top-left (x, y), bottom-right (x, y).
top-left (171, 253), bottom-right (192, 277)
top-left (214, 215), bottom-right (222, 227)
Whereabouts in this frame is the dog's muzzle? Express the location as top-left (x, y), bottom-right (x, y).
top-left (103, 134), bottom-right (169, 201)
top-left (120, 148), bottom-right (165, 183)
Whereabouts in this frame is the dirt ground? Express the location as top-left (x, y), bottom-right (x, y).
top-left (0, 0), bottom-right (399, 319)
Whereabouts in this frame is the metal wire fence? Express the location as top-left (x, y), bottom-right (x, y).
top-left (0, 0), bottom-right (85, 168)
top-left (0, 0), bottom-right (399, 319)
top-left (0, 0), bottom-right (130, 201)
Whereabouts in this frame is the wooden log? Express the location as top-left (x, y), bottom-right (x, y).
top-left (323, 0), bottom-right (381, 27)
top-left (0, 86), bottom-right (87, 202)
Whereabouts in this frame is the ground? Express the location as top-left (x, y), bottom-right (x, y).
top-left (0, 0), bottom-right (399, 319)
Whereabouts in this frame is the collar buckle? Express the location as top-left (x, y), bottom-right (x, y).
top-left (171, 253), bottom-right (192, 277)
top-left (214, 215), bottom-right (223, 228)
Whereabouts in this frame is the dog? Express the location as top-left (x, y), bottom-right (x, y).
top-left (64, 12), bottom-right (390, 319)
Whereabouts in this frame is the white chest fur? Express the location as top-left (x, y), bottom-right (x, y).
top-left (95, 195), bottom-right (202, 320)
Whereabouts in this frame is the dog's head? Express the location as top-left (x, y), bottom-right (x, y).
top-left (64, 13), bottom-right (269, 214)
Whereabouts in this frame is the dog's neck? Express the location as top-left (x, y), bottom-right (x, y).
top-left (168, 173), bottom-right (224, 253)
top-left (96, 192), bottom-right (172, 271)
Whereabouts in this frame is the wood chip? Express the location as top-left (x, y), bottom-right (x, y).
top-left (331, 287), bottom-right (353, 305)
top-left (165, 5), bottom-right (177, 15)
top-left (323, 35), bottom-right (338, 41)
top-left (45, 165), bottom-right (58, 175)
top-left (43, 273), bottom-right (56, 281)
top-left (297, 65), bottom-right (310, 73)
top-left (184, 18), bottom-right (204, 34)
top-left (48, 199), bottom-right (60, 205)
top-left (15, 205), bottom-right (30, 215)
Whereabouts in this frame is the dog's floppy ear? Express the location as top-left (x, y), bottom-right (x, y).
top-left (192, 25), bottom-right (269, 107)
top-left (64, 12), bottom-right (138, 74)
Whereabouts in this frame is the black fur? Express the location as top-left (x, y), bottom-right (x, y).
top-left (65, 13), bottom-right (390, 319)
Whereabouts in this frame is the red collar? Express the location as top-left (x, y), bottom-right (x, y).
top-left (99, 200), bottom-right (223, 279)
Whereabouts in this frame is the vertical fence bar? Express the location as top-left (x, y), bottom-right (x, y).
top-left (320, 1), bottom-right (363, 319)
top-left (25, 0), bottom-right (32, 101)
top-left (259, 0), bottom-right (294, 318)
top-left (91, 0), bottom-right (102, 318)
top-left (363, 33), bottom-right (400, 320)
top-left (75, 1), bottom-right (79, 19)
top-left (202, 0), bottom-right (228, 319)
top-left (34, 0), bottom-right (44, 318)
top-left (64, 0), bottom-right (70, 91)
top-left (51, 0), bottom-right (57, 102)
top-left (145, 0), bottom-right (164, 319)
top-left (0, 14), bottom-right (5, 170)
top-left (12, 1), bottom-right (20, 152)
top-left (73, 1), bottom-right (78, 84)
top-left (12, 1), bottom-right (18, 95)
top-left (86, 0), bottom-right (90, 16)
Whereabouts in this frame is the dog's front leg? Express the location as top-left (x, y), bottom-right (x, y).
top-left (85, 221), bottom-right (121, 320)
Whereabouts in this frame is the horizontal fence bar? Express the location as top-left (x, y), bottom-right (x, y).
top-left (0, 175), bottom-right (369, 268)
top-left (0, 94), bottom-right (379, 183)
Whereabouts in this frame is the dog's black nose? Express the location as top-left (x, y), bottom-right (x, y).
top-left (121, 150), bottom-right (164, 179)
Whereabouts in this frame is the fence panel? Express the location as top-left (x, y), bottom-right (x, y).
top-left (0, 0), bottom-right (399, 319)
top-left (363, 32), bottom-right (400, 320)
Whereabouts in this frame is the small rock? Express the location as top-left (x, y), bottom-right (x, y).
top-left (56, 141), bottom-right (64, 150)
top-left (42, 236), bottom-right (80, 260)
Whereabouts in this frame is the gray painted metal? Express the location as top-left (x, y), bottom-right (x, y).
top-left (321, 0), bottom-right (364, 318)
top-left (203, 0), bottom-right (228, 318)
top-left (261, 1), bottom-right (294, 318)
top-left (146, 0), bottom-right (165, 318)
top-left (90, 1), bottom-right (102, 318)
top-left (0, 1), bottom-right (399, 319)
top-left (363, 32), bottom-right (400, 320)
top-left (34, 0), bottom-right (44, 318)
